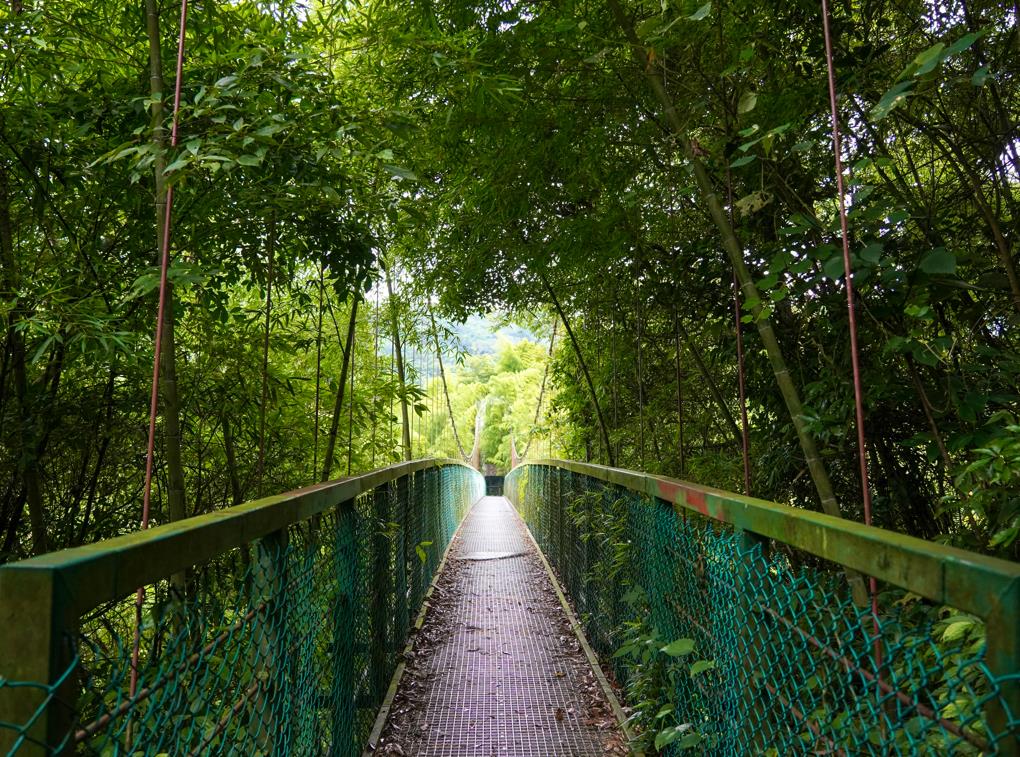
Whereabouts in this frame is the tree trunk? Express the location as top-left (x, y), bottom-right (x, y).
top-left (222, 414), bottom-right (244, 506)
top-left (0, 157), bottom-right (47, 555)
top-left (384, 264), bottom-right (412, 461)
top-left (75, 366), bottom-right (117, 545)
top-left (673, 316), bottom-right (743, 448)
top-left (321, 297), bottom-right (359, 481)
top-left (608, 0), bottom-right (843, 519)
top-left (146, 0), bottom-right (187, 523)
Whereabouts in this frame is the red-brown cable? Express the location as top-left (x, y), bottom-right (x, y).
top-left (820, 0), bottom-right (882, 665)
top-left (131, 0), bottom-right (190, 705)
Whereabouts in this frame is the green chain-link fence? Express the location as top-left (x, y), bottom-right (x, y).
top-left (506, 461), bottom-right (1020, 755)
top-left (0, 460), bottom-right (483, 756)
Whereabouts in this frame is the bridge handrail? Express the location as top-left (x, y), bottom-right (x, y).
top-left (0, 458), bottom-right (480, 755)
top-left (511, 459), bottom-right (1019, 620)
top-left (507, 459), bottom-right (1020, 751)
top-left (0, 459), bottom-right (471, 619)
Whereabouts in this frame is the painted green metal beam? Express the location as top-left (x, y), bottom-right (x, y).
top-left (508, 459), bottom-right (1020, 754)
top-left (0, 459), bottom-right (471, 618)
top-left (514, 459), bottom-right (1020, 622)
top-left (0, 458), bottom-right (478, 755)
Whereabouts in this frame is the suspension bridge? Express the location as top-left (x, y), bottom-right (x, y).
top-left (0, 448), bottom-right (1017, 755)
top-left (0, 1), bottom-right (1017, 751)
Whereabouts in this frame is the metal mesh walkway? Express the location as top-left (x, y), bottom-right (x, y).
top-left (377, 496), bottom-right (623, 755)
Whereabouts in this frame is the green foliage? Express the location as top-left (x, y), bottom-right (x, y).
top-left (415, 540), bottom-right (433, 564)
top-left (2, 0), bottom-right (1017, 569)
top-left (426, 335), bottom-right (553, 470)
top-left (364, 0), bottom-right (1020, 559)
top-left (949, 423), bottom-right (1020, 552)
top-left (612, 591), bottom-right (711, 753)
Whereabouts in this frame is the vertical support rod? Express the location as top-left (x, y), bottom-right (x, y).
top-left (394, 475), bottom-right (409, 650)
top-left (558, 470), bottom-right (569, 587)
top-left (253, 527), bottom-right (290, 753)
top-left (736, 528), bottom-right (769, 753)
top-left (0, 568), bottom-right (77, 756)
top-left (986, 580), bottom-right (1020, 755)
top-left (673, 306), bottom-right (686, 476)
top-left (370, 483), bottom-right (392, 703)
top-left (329, 503), bottom-right (356, 757)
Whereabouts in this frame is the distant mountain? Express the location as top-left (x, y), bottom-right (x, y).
top-left (451, 314), bottom-right (536, 356)
top-left (402, 313), bottom-right (537, 378)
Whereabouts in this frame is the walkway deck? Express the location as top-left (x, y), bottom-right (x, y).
top-left (375, 496), bottom-right (625, 756)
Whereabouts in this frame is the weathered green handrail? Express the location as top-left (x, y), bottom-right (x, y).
top-left (0, 459), bottom-right (484, 755)
top-left (507, 460), bottom-right (1019, 754)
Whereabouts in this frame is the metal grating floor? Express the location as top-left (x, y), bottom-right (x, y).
top-left (380, 496), bottom-right (617, 756)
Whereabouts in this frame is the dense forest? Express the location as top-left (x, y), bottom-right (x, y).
top-left (1, 0), bottom-right (1017, 567)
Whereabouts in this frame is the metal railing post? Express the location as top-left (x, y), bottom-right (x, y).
top-left (552, 466), bottom-right (562, 567)
top-left (986, 581), bottom-right (1020, 756)
top-left (0, 568), bottom-right (76, 755)
top-left (558, 470), bottom-right (570, 586)
top-left (735, 528), bottom-right (770, 754)
top-left (428, 467), bottom-right (439, 559)
top-left (252, 527), bottom-right (290, 753)
top-left (329, 503), bottom-right (357, 757)
top-left (410, 470), bottom-right (424, 607)
top-left (396, 473), bottom-right (411, 638)
top-left (370, 482), bottom-right (393, 703)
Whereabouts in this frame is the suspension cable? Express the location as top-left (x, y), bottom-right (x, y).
top-left (313, 261), bottom-right (324, 479)
top-left (672, 305), bottom-right (686, 477)
top-left (347, 304), bottom-right (355, 475)
top-left (733, 273), bottom-right (752, 495)
top-left (726, 167), bottom-right (753, 495)
top-left (371, 283), bottom-right (380, 468)
top-left (636, 290), bottom-right (645, 469)
top-left (519, 320), bottom-right (557, 460)
top-left (821, 0), bottom-right (881, 654)
top-left (132, 0), bottom-right (189, 703)
top-left (389, 310), bottom-right (395, 459)
top-left (256, 215), bottom-right (276, 496)
top-left (432, 347), bottom-right (437, 454)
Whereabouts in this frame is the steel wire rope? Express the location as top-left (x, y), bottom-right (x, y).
top-left (389, 310), bottom-right (395, 459)
top-left (821, 0), bottom-right (881, 669)
top-left (637, 289), bottom-right (645, 469)
top-left (131, 0), bottom-right (189, 705)
top-left (256, 214), bottom-right (276, 496)
top-left (427, 307), bottom-right (469, 461)
top-left (672, 305), bottom-right (686, 477)
top-left (429, 342), bottom-right (436, 456)
top-left (313, 261), bottom-right (324, 480)
top-left (432, 347), bottom-right (436, 454)
top-left (518, 320), bottom-right (558, 461)
top-left (371, 283), bottom-right (380, 468)
top-left (726, 168), bottom-right (752, 495)
top-left (347, 302), bottom-right (355, 476)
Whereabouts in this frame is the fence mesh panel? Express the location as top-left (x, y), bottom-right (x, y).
top-left (0, 463), bottom-right (483, 755)
top-left (506, 463), bottom-right (1017, 755)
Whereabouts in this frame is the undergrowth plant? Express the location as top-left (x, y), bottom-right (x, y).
top-left (614, 587), bottom-right (715, 754)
